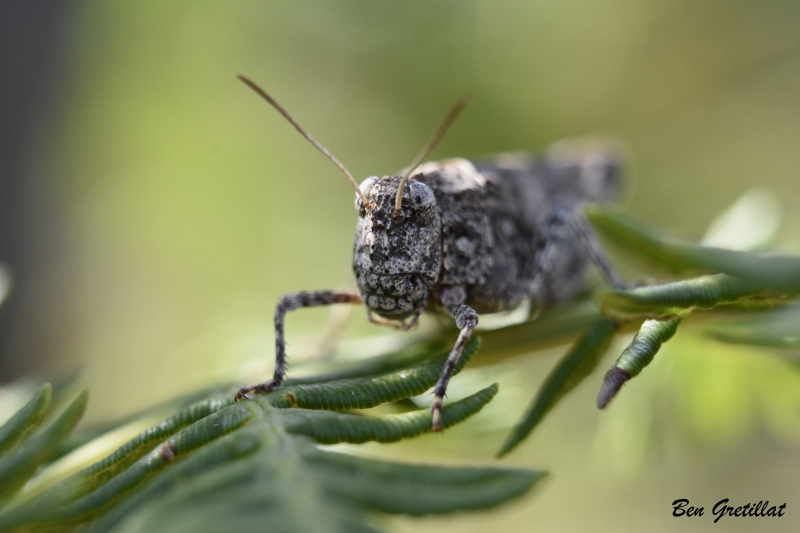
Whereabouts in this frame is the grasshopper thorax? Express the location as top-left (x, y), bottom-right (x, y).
top-left (353, 175), bottom-right (441, 320)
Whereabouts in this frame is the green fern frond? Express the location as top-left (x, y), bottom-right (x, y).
top-left (0, 385), bottom-right (51, 459)
top-left (0, 390), bottom-right (87, 502)
top-left (267, 338), bottom-right (479, 410)
top-left (705, 301), bottom-right (800, 349)
top-left (497, 318), bottom-right (618, 457)
top-left (597, 317), bottom-right (683, 408)
top-left (584, 205), bottom-right (800, 291)
top-left (282, 383), bottom-right (498, 444)
top-left (0, 338), bottom-right (543, 533)
top-left (595, 274), bottom-right (779, 321)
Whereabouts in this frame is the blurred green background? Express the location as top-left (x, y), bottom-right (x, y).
top-left (3, 1), bottom-right (800, 532)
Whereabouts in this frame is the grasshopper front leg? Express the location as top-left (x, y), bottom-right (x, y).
top-left (431, 302), bottom-right (479, 432)
top-left (235, 290), bottom-right (362, 400)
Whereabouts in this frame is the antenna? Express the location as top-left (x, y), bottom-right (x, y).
top-left (238, 75), bottom-right (370, 209)
top-left (393, 94), bottom-right (470, 218)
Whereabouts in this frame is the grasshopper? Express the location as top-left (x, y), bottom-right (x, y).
top-left (235, 75), bottom-right (626, 431)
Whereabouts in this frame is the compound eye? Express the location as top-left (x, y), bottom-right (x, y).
top-left (355, 176), bottom-right (379, 216)
top-left (409, 180), bottom-right (437, 226)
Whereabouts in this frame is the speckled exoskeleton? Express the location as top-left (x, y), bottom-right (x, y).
top-left (234, 76), bottom-right (626, 431)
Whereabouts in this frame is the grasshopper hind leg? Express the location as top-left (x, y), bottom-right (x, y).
top-left (531, 205), bottom-right (630, 306)
top-left (570, 210), bottom-right (630, 289)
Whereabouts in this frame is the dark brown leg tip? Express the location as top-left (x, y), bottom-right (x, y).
top-left (234, 388), bottom-right (252, 401)
top-left (235, 379), bottom-right (279, 401)
top-left (430, 397), bottom-right (444, 432)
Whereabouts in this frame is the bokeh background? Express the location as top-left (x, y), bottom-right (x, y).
top-left (2, 1), bottom-right (800, 532)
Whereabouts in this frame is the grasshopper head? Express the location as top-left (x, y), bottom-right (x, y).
top-left (352, 175), bottom-right (441, 320)
top-left (236, 77), bottom-right (461, 320)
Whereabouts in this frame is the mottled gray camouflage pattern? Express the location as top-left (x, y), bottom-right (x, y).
top-left (353, 149), bottom-right (621, 322)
